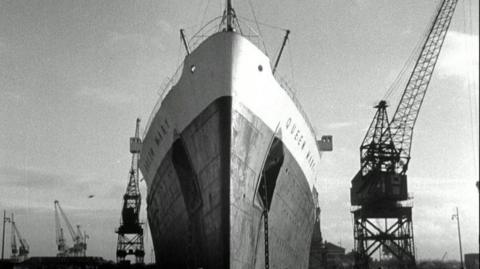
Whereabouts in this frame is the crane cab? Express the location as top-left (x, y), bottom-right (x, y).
top-left (130, 137), bottom-right (142, 153)
top-left (350, 171), bottom-right (408, 206)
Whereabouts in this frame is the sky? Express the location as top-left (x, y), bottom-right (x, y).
top-left (0, 0), bottom-right (478, 263)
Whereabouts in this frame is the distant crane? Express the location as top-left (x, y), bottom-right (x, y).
top-left (350, 0), bottom-right (458, 268)
top-left (9, 214), bottom-right (29, 262)
top-left (115, 118), bottom-right (145, 264)
top-left (54, 200), bottom-right (87, 257)
top-left (441, 251), bottom-right (448, 261)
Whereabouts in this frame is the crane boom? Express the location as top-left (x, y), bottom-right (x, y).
top-left (54, 201), bottom-right (78, 243)
top-left (54, 200), bottom-right (86, 256)
top-left (9, 214), bottom-right (29, 261)
top-left (54, 201), bottom-right (66, 252)
top-left (12, 222), bottom-right (29, 258)
top-left (388, 0), bottom-right (458, 173)
top-left (10, 214), bottom-right (17, 258)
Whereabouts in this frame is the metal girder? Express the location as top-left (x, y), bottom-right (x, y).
top-left (360, 101), bottom-right (398, 176)
top-left (353, 206), bottom-right (416, 269)
top-left (388, 0), bottom-right (458, 173)
top-left (116, 233), bottom-right (145, 264)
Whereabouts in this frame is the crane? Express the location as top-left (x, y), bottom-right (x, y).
top-left (10, 214), bottom-right (16, 259)
top-left (54, 200), bottom-right (87, 257)
top-left (350, 0), bottom-right (458, 268)
top-left (441, 251), bottom-right (448, 261)
top-left (115, 118), bottom-right (145, 264)
top-left (9, 214), bottom-right (29, 262)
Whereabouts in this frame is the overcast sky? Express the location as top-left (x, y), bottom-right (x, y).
top-left (0, 0), bottom-right (478, 263)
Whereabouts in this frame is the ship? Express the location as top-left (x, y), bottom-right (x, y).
top-left (139, 2), bottom-right (328, 268)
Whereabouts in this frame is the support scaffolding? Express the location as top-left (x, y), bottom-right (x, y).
top-left (353, 206), bottom-right (415, 268)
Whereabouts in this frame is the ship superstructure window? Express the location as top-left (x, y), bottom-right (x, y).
top-left (257, 138), bottom-right (284, 211)
top-left (171, 139), bottom-right (202, 212)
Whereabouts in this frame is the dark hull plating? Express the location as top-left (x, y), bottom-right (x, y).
top-left (147, 97), bottom-right (315, 269)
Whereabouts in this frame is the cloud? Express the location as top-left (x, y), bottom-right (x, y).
top-left (0, 166), bottom-right (83, 211)
top-left (104, 31), bottom-right (165, 52)
top-left (0, 166), bottom-right (69, 189)
top-left (324, 121), bottom-right (355, 130)
top-left (348, 0), bottom-right (372, 9)
top-left (0, 165), bottom-right (128, 223)
top-left (106, 32), bottom-right (143, 47)
top-left (77, 86), bottom-right (136, 106)
top-left (1, 90), bottom-right (22, 102)
top-left (156, 19), bottom-right (174, 35)
top-left (0, 37), bottom-right (6, 54)
top-left (437, 31), bottom-right (479, 83)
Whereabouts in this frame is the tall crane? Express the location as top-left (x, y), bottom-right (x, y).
top-left (10, 214), bottom-right (16, 259)
top-left (115, 118), bottom-right (145, 264)
top-left (350, 0), bottom-right (458, 268)
top-left (54, 200), bottom-right (87, 257)
top-left (10, 214), bottom-right (29, 262)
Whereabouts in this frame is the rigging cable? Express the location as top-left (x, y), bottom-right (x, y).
top-left (463, 0), bottom-right (479, 175)
top-left (382, 35), bottom-right (425, 101)
top-left (287, 36), bottom-right (296, 94)
top-left (247, 0), bottom-right (269, 56)
top-left (199, 0), bottom-right (212, 27)
top-left (382, 0), bottom-right (445, 101)
top-left (237, 16), bottom-right (288, 31)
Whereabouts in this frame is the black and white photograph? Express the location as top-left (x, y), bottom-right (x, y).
top-left (0, 1), bottom-right (478, 268)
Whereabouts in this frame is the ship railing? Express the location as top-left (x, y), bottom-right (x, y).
top-left (143, 62), bottom-right (184, 138)
top-left (187, 16), bottom-right (223, 51)
top-left (144, 18), bottom-right (317, 139)
top-left (143, 17), bottom-right (265, 138)
top-left (187, 16), bottom-right (265, 54)
top-left (144, 17), bottom-right (228, 137)
top-left (275, 74), bottom-right (318, 138)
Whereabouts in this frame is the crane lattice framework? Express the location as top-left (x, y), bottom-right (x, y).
top-left (9, 214), bottom-right (29, 262)
top-left (115, 118), bottom-right (145, 264)
top-left (54, 200), bottom-right (87, 257)
top-left (350, 0), bottom-right (458, 268)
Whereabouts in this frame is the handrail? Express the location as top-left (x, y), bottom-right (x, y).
top-left (275, 74), bottom-right (318, 139)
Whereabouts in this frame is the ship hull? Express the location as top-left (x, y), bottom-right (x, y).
top-left (140, 32), bottom-right (322, 269)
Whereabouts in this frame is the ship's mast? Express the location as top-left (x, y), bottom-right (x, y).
top-left (226, 0), bottom-right (233, 31)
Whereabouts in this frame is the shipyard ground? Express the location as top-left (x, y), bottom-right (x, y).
top-left (0, 257), bottom-right (157, 269)
top-left (1, 256), bottom-right (474, 269)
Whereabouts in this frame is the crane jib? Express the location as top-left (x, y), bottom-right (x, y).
top-left (388, 0), bottom-right (458, 166)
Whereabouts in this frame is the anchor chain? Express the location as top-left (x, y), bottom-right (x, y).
top-left (262, 173), bottom-right (269, 269)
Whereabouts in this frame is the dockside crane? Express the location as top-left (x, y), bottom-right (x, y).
top-left (350, 0), bottom-right (458, 268)
top-left (54, 200), bottom-right (87, 257)
top-left (10, 214), bottom-right (29, 262)
top-left (55, 204), bottom-right (67, 257)
top-left (115, 118), bottom-right (145, 264)
top-left (10, 214), bottom-right (16, 259)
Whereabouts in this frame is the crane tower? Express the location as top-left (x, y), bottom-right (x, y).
top-left (350, 0), bottom-right (458, 268)
top-left (115, 118), bottom-right (145, 264)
